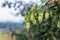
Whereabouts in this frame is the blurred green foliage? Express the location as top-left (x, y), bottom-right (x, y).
top-left (14, 0), bottom-right (60, 40)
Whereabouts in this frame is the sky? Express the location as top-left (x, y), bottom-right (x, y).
top-left (0, 0), bottom-right (41, 23)
top-left (0, 0), bottom-right (24, 23)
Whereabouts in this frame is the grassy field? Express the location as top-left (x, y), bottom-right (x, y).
top-left (0, 31), bottom-right (16, 40)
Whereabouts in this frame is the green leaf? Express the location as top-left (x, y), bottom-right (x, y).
top-left (52, 36), bottom-right (56, 40)
top-left (52, 16), bottom-right (57, 24)
top-left (57, 21), bottom-right (60, 29)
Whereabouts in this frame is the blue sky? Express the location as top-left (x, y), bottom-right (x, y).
top-left (0, 0), bottom-right (41, 23)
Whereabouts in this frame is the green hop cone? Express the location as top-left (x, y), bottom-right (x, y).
top-left (39, 12), bottom-right (43, 17)
top-left (38, 16), bottom-right (43, 23)
top-left (38, 12), bottom-right (43, 23)
top-left (24, 17), bottom-right (29, 23)
top-left (26, 22), bottom-right (30, 30)
top-left (30, 13), bottom-right (34, 21)
top-left (32, 19), bottom-right (36, 24)
top-left (45, 12), bottom-right (49, 19)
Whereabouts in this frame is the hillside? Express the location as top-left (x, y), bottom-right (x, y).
top-left (0, 22), bottom-right (26, 40)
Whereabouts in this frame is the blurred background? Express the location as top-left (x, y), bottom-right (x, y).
top-left (0, 0), bottom-right (42, 40)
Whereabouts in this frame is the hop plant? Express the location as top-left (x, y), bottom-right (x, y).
top-left (14, 0), bottom-right (60, 40)
top-left (23, 0), bottom-right (60, 40)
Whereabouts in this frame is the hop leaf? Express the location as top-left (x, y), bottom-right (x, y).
top-left (57, 21), bottom-right (60, 28)
top-left (30, 6), bottom-right (35, 12)
top-left (45, 12), bottom-right (49, 19)
top-left (50, 10), bottom-right (53, 17)
top-left (52, 36), bottom-right (56, 40)
top-left (52, 16), bottom-right (57, 24)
